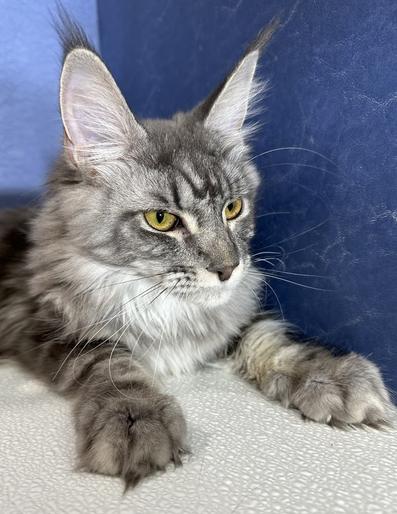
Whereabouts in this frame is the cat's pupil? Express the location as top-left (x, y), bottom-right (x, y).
top-left (227, 203), bottom-right (234, 212)
top-left (156, 211), bottom-right (165, 223)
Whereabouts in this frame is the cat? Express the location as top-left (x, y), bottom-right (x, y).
top-left (0, 14), bottom-right (392, 488)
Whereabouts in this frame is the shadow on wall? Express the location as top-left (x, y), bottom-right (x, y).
top-left (0, 192), bottom-right (40, 210)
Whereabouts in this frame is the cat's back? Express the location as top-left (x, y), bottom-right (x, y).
top-left (0, 207), bottom-right (35, 284)
top-left (0, 207), bottom-right (38, 355)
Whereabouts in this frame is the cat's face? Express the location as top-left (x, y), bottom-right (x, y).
top-left (103, 120), bottom-right (258, 306)
top-left (54, 27), bottom-right (273, 306)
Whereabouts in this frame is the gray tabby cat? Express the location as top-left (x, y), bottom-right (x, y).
top-left (0, 17), bottom-right (392, 487)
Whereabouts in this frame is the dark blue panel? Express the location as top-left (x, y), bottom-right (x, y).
top-left (98, 0), bottom-right (397, 390)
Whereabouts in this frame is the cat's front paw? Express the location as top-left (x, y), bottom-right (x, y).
top-left (291, 353), bottom-right (393, 428)
top-left (74, 388), bottom-right (187, 487)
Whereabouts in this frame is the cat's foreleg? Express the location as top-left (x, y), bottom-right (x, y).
top-left (232, 317), bottom-right (393, 427)
top-left (19, 339), bottom-right (187, 487)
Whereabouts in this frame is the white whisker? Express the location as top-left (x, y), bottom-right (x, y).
top-left (249, 146), bottom-right (337, 167)
top-left (263, 161), bottom-right (338, 178)
top-left (263, 279), bottom-right (285, 321)
top-left (264, 273), bottom-right (334, 292)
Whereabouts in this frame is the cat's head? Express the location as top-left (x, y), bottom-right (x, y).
top-left (51, 19), bottom-right (277, 307)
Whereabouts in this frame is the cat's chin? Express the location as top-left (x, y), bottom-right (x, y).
top-left (181, 280), bottom-right (242, 308)
top-left (187, 288), bottom-right (233, 307)
top-left (183, 263), bottom-right (252, 307)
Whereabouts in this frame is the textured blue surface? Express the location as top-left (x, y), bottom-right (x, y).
top-left (0, 1), bottom-right (395, 389)
top-left (0, 0), bottom-right (99, 197)
top-left (98, 0), bottom-right (397, 389)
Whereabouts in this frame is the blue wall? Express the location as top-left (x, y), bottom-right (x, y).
top-left (98, 0), bottom-right (397, 390)
top-left (0, 0), bottom-right (395, 391)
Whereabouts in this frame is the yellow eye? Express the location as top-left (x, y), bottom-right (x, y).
top-left (144, 210), bottom-right (178, 231)
top-left (224, 198), bottom-right (243, 220)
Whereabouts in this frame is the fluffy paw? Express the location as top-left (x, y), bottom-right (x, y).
top-left (291, 353), bottom-right (393, 428)
top-left (74, 388), bottom-right (187, 488)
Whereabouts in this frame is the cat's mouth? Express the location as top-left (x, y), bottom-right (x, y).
top-left (125, 261), bottom-right (247, 308)
top-left (166, 262), bottom-right (245, 306)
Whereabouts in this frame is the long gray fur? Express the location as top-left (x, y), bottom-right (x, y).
top-left (0, 14), bottom-right (392, 488)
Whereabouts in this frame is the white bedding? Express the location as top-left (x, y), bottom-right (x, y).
top-left (1, 362), bottom-right (396, 514)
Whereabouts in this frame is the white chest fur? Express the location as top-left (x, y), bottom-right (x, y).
top-left (74, 261), bottom-right (260, 377)
top-left (125, 284), bottom-right (258, 376)
top-left (126, 296), bottom-right (234, 376)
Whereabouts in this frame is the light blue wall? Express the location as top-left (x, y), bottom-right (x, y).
top-left (0, 0), bottom-right (99, 198)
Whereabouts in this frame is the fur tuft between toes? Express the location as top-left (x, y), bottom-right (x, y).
top-left (74, 388), bottom-right (187, 487)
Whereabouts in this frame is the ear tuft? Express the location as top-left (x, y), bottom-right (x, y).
top-left (244, 18), bottom-right (280, 54)
top-left (198, 19), bottom-right (279, 146)
top-left (53, 4), bottom-right (98, 60)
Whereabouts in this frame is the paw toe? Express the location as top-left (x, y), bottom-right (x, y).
top-left (76, 393), bottom-right (187, 485)
top-left (291, 354), bottom-right (394, 429)
top-left (292, 375), bottom-right (344, 423)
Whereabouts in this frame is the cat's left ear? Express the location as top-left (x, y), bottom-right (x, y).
top-left (196, 20), bottom-right (279, 145)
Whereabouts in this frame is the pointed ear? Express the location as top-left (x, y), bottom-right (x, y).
top-left (197, 20), bottom-right (278, 145)
top-left (204, 50), bottom-right (261, 138)
top-left (60, 48), bottom-right (147, 166)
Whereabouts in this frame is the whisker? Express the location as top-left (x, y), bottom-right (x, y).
top-left (108, 283), bottom-right (174, 400)
top-left (148, 285), bottom-right (171, 306)
top-left (251, 250), bottom-right (283, 257)
top-left (51, 338), bottom-right (82, 382)
top-left (52, 282), bottom-right (162, 378)
top-left (128, 328), bottom-right (145, 362)
top-left (254, 258), bottom-right (277, 267)
top-left (72, 271), bottom-right (170, 300)
top-left (256, 211), bottom-right (291, 219)
top-left (71, 318), bottom-right (133, 387)
top-left (264, 273), bottom-right (334, 292)
top-left (263, 161), bottom-right (338, 179)
top-left (253, 257), bottom-right (286, 269)
top-left (249, 146), bottom-right (337, 167)
top-left (249, 284), bottom-right (263, 310)
top-left (60, 282), bottom-right (163, 340)
top-left (251, 244), bottom-right (287, 257)
top-left (263, 279), bottom-right (285, 321)
top-left (256, 266), bottom-right (329, 280)
top-left (73, 270), bottom-right (117, 301)
top-left (138, 289), bottom-right (171, 362)
top-left (285, 243), bottom-right (317, 257)
top-left (263, 218), bottom-right (329, 249)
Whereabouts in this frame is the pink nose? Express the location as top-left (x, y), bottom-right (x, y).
top-left (207, 263), bottom-right (239, 282)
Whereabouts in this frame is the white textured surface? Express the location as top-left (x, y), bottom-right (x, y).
top-left (0, 362), bottom-right (396, 514)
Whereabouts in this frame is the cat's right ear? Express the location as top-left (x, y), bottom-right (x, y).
top-left (192, 19), bottom-right (279, 148)
top-left (60, 47), bottom-right (147, 168)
